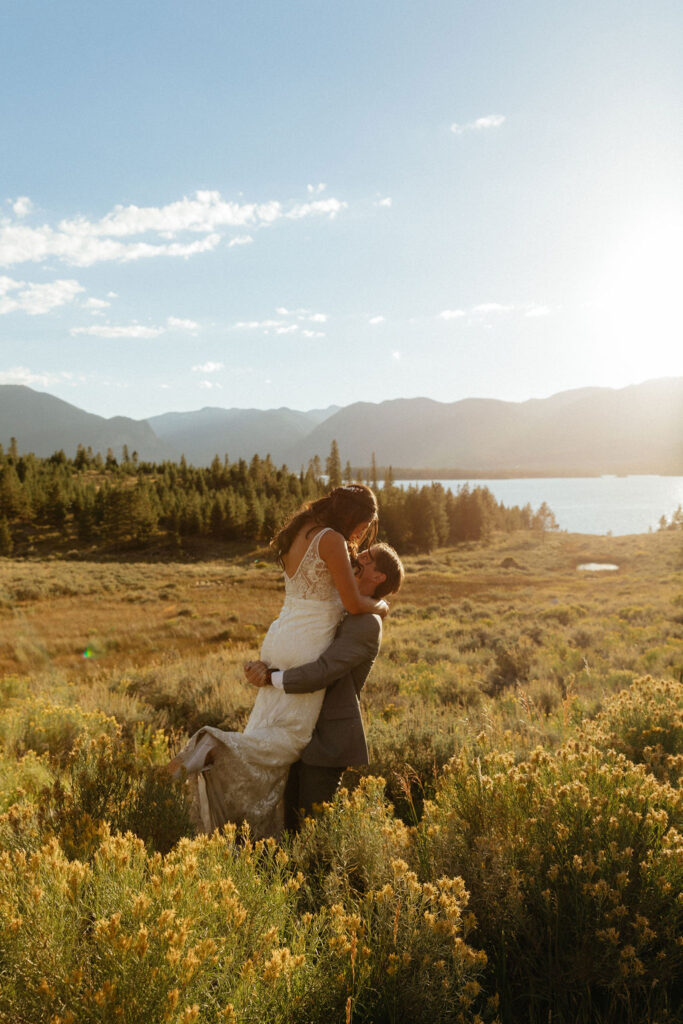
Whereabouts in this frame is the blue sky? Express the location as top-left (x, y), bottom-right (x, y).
top-left (1, 0), bottom-right (682, 419)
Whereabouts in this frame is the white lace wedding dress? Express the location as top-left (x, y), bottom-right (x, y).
top-left (176, 528), bottom-right (344, 837)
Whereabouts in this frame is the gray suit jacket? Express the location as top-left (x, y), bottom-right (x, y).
top-left (282, 613), bottom-right (382, 768)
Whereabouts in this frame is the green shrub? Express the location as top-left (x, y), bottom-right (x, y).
top-left (417, 742), bottom-right (683, 1023)
top-left (365, 708), bottom-right (459, 821)
top-left (0, 698), bottom-right (118, 765)
top-left (290, 777), bottom-right (498, 1024)
top-left (485, 639), bottom-right (533, 694)
top-left (0, 814), bottom-right (498, 1024)
top-left (0, 750), bottom-right (52, 812)
top-left (584, 675), bottom-right (683, 784)
top-left (36, 730), bottom-right (194, 858)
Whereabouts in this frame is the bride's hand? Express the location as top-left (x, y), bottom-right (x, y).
top-left (244, 660), bottom-right (269, 687)
top-left (376, 600), bottom-right (389, 619)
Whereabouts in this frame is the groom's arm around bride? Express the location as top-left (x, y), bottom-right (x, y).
top-left (245, 542), bottom-right (404, 831)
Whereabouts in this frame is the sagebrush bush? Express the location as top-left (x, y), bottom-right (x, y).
top-left (0, 815), bottom-right (498, 1024)
top-left (36, 729), bottom-right (194, 858)
top-left (0, 750), bottom-right (52, 812)
top-left (365, 707), bottom-right (461, 821)
top-left (0, 698), bottom-right (117, 765)
top-left (417, 740), bottom-right (683, 1024)
top-left (583, 675), bottom-right (683, 784)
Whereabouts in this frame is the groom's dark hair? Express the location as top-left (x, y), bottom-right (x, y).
top-left (371, 543), bottom-right (404, 599)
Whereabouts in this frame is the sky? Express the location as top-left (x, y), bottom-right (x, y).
top-left (1, 0), bottom-right (682, 420)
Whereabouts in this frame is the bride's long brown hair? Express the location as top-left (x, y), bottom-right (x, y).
top-left (271, 484), bottom-right (379, 566)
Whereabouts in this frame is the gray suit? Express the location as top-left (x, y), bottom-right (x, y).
top-left (281, 612), bottom-right (382, 827)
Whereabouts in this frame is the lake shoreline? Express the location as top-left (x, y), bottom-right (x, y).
top-left (391, 475), bottom-right (683, 536)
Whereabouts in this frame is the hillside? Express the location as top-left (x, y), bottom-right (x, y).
top-left (0, 386), bottom-right (171, 462)
top-left (147, 405), bottom-right (338, 466)
top-left (285, 378), bottom-right (683, 473)
top-left (1, 378), bottom-right (681, 474)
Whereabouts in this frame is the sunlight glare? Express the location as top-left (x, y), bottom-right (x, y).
top-left (595, 214), bottom-right (683, 378)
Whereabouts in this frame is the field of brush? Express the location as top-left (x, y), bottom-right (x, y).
top-left (0, 530), bottom-right (681, 1024)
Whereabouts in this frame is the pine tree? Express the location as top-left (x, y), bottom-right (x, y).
top-left (0, 517), bottom-right (12, 556)
top-left (0, 465), bottom-right (25, 519)
top-left (129, 482), bottom-right (158, 543)
top-left (326, 441), bottom-right (342, 488)
top-left (245, 491), bottom-right (265, 541)
top-left (210, 494), bottom-right (225, 539)
top-left (371, 452), bottom-right (378, 490)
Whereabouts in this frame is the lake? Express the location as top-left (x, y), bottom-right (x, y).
top-left (394, 475), bottom-right (683, 536)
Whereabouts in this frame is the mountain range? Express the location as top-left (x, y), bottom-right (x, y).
top-left (1, 378), bottom-right (681, 475)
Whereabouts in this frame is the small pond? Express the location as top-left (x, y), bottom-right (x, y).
top-left (576, 563), bottom-right (619, 572)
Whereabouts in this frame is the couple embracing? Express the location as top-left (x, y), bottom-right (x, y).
top-left (171, 484), bottom-right (404, 837)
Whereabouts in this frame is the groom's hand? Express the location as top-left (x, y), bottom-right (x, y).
top-left (244, 660), bottom-right (269, 687)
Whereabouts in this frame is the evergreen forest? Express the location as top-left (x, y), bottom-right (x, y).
top-left (0, 439), bottom-right (559, 558)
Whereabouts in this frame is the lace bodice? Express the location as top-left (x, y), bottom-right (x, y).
top-left (284, 527), bottom-right (341, 603)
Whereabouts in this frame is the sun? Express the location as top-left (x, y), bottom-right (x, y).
top-left (593, 212), bottom-right (683, 379)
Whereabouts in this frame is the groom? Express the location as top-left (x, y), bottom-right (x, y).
top-left (244, 542), bottom-right (404, 830)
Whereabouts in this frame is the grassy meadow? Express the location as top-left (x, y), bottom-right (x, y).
top-left (0, 529), bottom-right (681, 1023)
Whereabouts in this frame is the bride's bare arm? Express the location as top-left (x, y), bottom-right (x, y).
top-left (318, 530), bottom-right (389, 616)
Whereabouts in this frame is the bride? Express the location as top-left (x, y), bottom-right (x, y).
top-left (170, 483), bottom-right (388, 837)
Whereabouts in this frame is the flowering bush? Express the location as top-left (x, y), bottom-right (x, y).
top-left (0, 698), bottom-right (117, 765)
top-left (36, 730), bottom-right (194, 858)
top-left (583, 676), bottom-right (682, 784)
top-left (0, 818), bottom-right (497, 1024)
top-left (418, 740), bottom-right (683, 1023)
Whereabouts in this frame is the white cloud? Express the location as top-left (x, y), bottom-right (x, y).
top-left (450, 114), bottom-right (505, 135)
top-left (369, 315), bottom-right (385, 325)
top-left (439, 301), bottom-right (550, 322)
top-left (0, 276), bottom-right (84, 315)
top-left (192, 361), bottom-right (224, 373)
top-left (392, 351), bottom-right (401, 360)
top-left (307, 183), bottom-right (327, 195)
top-left (0, 365), bottom-right (71, 387)
top-left (0, 225), bottom-right (222, 268)
top-left (285, 198), bottom-right (346, 221)
top-left (234, 307), bottom-right (328, 336)
top-left (0, 276), bottom-right (18, 296)
top-left (167, 316), bottom-right (199, 331)
top-left (376, 197), bottom-right (392, 208)
top-left (71, 324), bottom-right (164, 338)
top-left (11, 197), bottom-right (33, 218)
top-left (234, 319), bottom-right (285, 330)
top-left (0, 188), bottom-right (347, 268)
top-left (199, 380), bottom-right (222, 389)
top-left (84, 297), bottom-right (111, 310)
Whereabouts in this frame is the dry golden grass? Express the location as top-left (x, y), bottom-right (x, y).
top-left (0, 529), bottom-right (680, 1024)
top-left (0, 530), bottom-right (679, 683)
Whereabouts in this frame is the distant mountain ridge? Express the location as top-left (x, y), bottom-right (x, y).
top-left (147, 405), bottom-right (339, 466)
top-left (0, 386), bottom-right (172, 462)
top-left (0, 379), bottom-right (681, 475)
